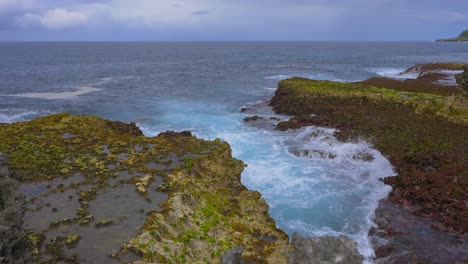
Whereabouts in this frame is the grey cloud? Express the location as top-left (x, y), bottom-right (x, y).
top-left (192, 10), bottom-right (210, 15)
top-left (1, 0), bottom-right (468, 40)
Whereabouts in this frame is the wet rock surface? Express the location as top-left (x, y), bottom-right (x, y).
top-left (289, 233), bottom-right (364, 264)
top-left (221, 246), bottom-right (245, 264)
top-left (0, 154), bottom-right (30, 264)
top-left (371, 200), bottom-right (468, 264)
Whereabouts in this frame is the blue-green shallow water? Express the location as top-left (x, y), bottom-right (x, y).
top-left (1, 42), bottom-right (468, 261)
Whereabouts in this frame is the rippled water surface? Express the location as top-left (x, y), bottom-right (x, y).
top-left (1, 42), bottom-right (468, 260)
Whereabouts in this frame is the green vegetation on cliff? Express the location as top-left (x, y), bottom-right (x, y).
top-left (437, 30), bottom-right (468, 42)
top-left (271, 77), bottom-right (468, 235)
top-left (458, 30), bottom-right (468, 38)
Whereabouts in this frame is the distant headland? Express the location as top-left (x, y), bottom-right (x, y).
top-left (437, 30), bottom-right (468, 42)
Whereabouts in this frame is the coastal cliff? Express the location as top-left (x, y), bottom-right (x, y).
top-left (270, 63), bottom-right (468, 263)
top-left (0, 114), bottom-right (364, 263)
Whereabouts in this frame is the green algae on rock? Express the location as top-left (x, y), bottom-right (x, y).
top-left (125, 142), bottom-right (292, 263)
top-left (64, 234), bottom-right (81, 248)
top-left (272, 77), bottom-right (467, 123)
top-left (0, 113), bottom-right (295, 263)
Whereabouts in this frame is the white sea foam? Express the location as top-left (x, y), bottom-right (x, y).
top-left (0, 109), bottom-right (54, 123)
top-left (4, 86), bottom-right (101, 100)
top-left (264, 73), bottom-right (347, 82)
top-left (435, 70), bottom-right (464, 75)
top-left (237, 126), bottom-right (394, 261)
top-left (1, 75), bottom-right (135, 101)
top-left (135, 98), bottom-right (395, 262)
top-left (264, 74), bottom-right (293, 80)
top-left (368, 67), bottom-right (418, 79)
top-left (92, 76), bottom-right (134, 86)
top-left (0, 111), bottom-right (36, 123)
top-left (369, 67), bottom-right (463, 86)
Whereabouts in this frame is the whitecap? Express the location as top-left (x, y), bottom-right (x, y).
top-left (264, 74), bottom-right (293, 80)
top-left (0, 109), bottom-right (54, 123)
top-left (92, 76), bottom-right (134, 86)
top-left (367, 67), bottom-right (418, 79)
top-left (264, 73), bottom-right (348, 82)
top-left (4, 86), bottom-right (101, 100)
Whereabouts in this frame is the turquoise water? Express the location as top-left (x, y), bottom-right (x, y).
top-left (1, 42), bottom-right (467, 261)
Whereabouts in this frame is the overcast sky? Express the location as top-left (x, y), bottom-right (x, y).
top-left (0, 0), bottom-right (467, 41)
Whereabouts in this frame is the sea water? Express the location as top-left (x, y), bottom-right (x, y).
top-left (1, 42), bottom-right (467, 261)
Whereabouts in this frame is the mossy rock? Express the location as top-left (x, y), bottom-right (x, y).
top-left (65, 234), bottom-right (81, 248)
top-left (271, 78), bottom-right (467, 123)
top-left (0, 113), bottom-right (293, 263)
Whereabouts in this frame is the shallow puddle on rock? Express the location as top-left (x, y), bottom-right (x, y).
top-left (24, 188), bottom-right (80, 231)
top-left (107, 170), bottom-right (142, 185)
top-left (20, 181), bottom-right (49, 200)
top-left (48, 173), bottom-right (85, 189)
top-left (89, 180), bottom-right (167, 221)
top-left (23, 174), bottom-right (168, 263)
top-left (45, 222), bottom-right (141, 264)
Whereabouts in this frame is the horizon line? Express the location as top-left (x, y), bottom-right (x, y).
top-left (0, 40), bottom-right (445, 43)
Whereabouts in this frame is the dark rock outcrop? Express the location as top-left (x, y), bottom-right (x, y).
top-left (243, 115), bottom-right (263, 122)
top-left (289, 233), bottom-right (364, 264)
top-left (456, 66), bottom-right (468, 90)
top-left (221, 246), bottom-right (245, 264)
top-left (0, 154), bottom-right (30, 264)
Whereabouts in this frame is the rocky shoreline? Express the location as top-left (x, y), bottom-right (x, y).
top-left (0, 114), bottom-right (364, 263)
top-left (268, 63), bottom-right (467, 263)
top-left (1, 63), bottom-right (466, 263)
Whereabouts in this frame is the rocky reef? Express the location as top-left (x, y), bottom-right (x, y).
top-left (362, 62), bottom-right (467, 90)
top-left (437, 30), bottom-right (468, 42)
top-left (0, 113), bottom-right (364, 263)
top-left (269, 63), bottom-right (468, 263)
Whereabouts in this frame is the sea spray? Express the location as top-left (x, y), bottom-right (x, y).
top-left (138, 99), bottom-right (394, 261)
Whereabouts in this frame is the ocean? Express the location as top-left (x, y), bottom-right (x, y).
top-left (1, 41), bottom-right (468, 261)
